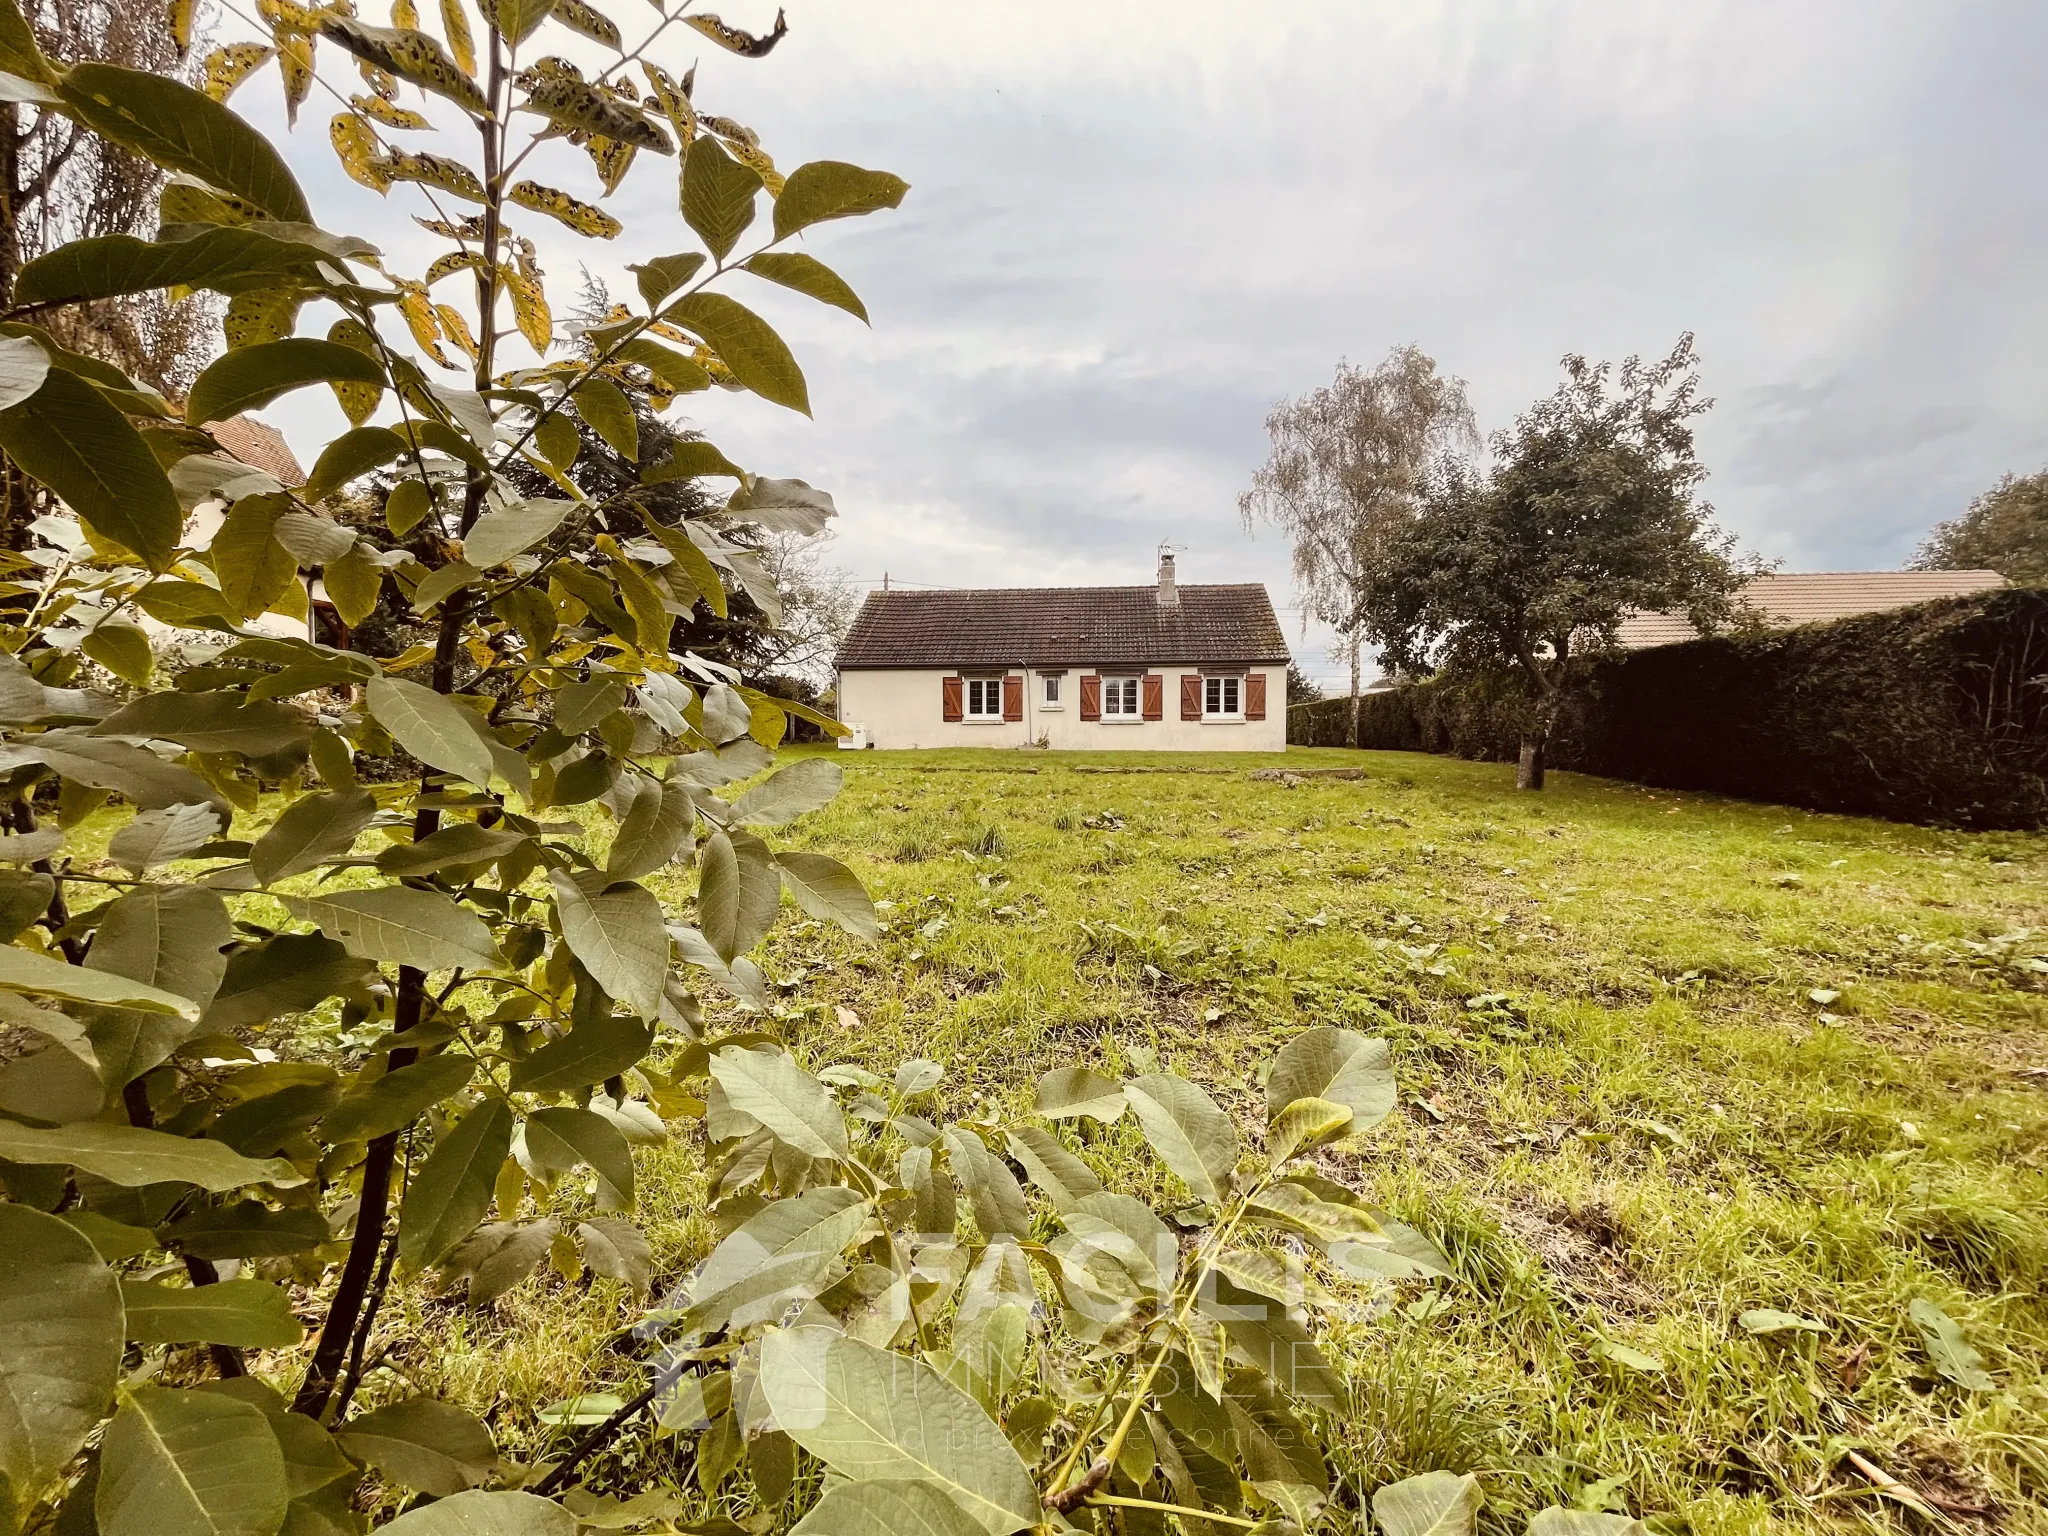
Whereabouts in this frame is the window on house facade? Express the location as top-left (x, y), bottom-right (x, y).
top-left (964, 677), bottom-right (1005, 720)
top-left (1101, 675), bottom-right (1141, 718)
top-left (1204, 674), bottom-right (1242, 718)
top-left (1042, 674), bottom-right (1062, 708)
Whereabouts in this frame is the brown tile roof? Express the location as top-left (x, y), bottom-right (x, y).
top-left (210, 415), bottom-right (306, 487)
top-left (837, 584), bottom-right (1292, 669)
top-left (1614, 570), bottom-right (2007, 648)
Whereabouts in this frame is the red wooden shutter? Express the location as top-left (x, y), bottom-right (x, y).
top-left (1180, 674), bottom-right (1202, 720)
top-left (1245, 672), bottom-right (1267, 720)
top-left (1002, 674), bottom-right (1023, 721)
top-left (1079, 673), bottom-right (1101, 720)
top-left (1141, 673), bottom-right (1163, 720)
top-left (942, 675), bottom-right (963, 721)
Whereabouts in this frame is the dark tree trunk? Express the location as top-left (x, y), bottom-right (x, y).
top-left (1346, 640), bottom-right (1361, 747)
top-left (1516, 650), bottom-right (1564, 791)
top-left (0, 100), bottom-right (34, 557)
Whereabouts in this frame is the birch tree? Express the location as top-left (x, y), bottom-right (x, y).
top-left (1239, 345), bottom-right (1475, 744)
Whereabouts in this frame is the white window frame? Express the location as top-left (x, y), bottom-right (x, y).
top-left (963, 676), bottom-right (1006, 722)
top-left (1099, 674), bottom-right (1142, 722)
top-left (1040, 672), bottom-right (1064, 710)
top-left (1202, 672), bottom-right (1244, 721)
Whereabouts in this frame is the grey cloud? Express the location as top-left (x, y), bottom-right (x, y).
top-left (1730, 378), bottom-right (1979, 489)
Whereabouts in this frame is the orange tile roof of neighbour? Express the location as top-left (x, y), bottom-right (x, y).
top-left (211, 415), bottom-right (307, 487)
top-left (837, 584), bottom-right (1291, 669)
top-left (1614, 570), bottom-right (2007, 648)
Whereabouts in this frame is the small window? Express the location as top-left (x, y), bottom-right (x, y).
top-left (1042, 674), bottom-right (1062, 708)
top-left (1204, 675), bottom-right (1242, 718)
top-left (1101, 676), bottom-right (1141, 718)
top-left (964, 677), bottom-right (1004, 720)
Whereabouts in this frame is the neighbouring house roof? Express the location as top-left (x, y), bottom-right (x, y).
top-left (211, 415), bottom-right (307, 487)
top-left (837, 584), bottom-right (1292, 669)
top-left (1614, 570), bottom-right (2007, 648)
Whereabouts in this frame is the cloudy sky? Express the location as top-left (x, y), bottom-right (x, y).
top-left (255, 0), bottom-right (2048, 688)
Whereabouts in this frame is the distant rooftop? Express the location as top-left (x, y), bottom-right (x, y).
top-left (211, 415), bottom-right (306, 487)
top-left (1615, 570), bottom-right (2007, 648)
top-left (837, 584), bottom-right (1291, 669)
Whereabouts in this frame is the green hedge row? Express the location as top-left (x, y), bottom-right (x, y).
top-left (1290, 588), bottom-right (2048, 828)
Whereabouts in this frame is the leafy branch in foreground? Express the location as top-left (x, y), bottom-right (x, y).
top-left (0, 0), bottom-right (900, 1528)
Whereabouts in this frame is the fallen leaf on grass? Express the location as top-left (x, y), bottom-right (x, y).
top-left (1908, 1299), bottom-right (1995, 1391)
top-left (1591, 1338), bottom-right (1664, 1373)
top-left (1836, 1341), bottom-right (1871, 1390)
top-left (1739, 1308), bottom-right (1825, 1338)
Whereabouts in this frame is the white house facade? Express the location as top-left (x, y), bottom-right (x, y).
top-left (834, 555), bottom-right (1291, 751)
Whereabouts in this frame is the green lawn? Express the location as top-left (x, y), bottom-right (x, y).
top-left (388, 747), bottom-right (2048, 1534)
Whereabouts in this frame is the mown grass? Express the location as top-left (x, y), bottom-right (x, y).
top-left (353, 747), bottom-right (2046, 1534)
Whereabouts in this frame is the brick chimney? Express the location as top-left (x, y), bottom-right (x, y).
top-left (1156, 548), bottom-right (1179, 610)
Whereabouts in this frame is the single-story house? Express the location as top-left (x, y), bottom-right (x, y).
top-left (834, 553), bottom-right (1291, 750)
top-left (1616, 570), bottom-right (2005, 647)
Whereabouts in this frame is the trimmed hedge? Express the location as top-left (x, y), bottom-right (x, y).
top-left (1289, 588), bottom-right (2048, 828)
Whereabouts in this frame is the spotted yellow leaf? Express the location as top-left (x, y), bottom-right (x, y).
top-left (389, 150), bottom-right (486, 203)
top-left (426, 250), bottom-right (485, 286)
top-left (551, 0), bottom-right (621, 48)
top-left (726, 137), bottom-right (783, 197)
top-left (683, 8), bottom-right (787, 56)
top-left (319, 16), bottom-right (487, 114)
top-left (639, 61), bottom-right (696, 146)
top-left (168, 0), bottom-right (198, 55)
top-left (392, 0), bottom-right (420, 26)
top-left (331, 113), bottom-right (393, 192)
top-left (350, 93), bottom-right (429, 130)
top-left (513, 235), bottom-right (543, 285)
top-left (516, 70), bottom-right (671, 151)
top-left (439, 0), bottom-right (476, 75)
top-left (701, 113), bottom-right (758, 148)
top-left (436, 304), bottom-right (479, 361)
top-left (329, 320), bottom-right (387, 425)
top-left (502, 262), bottom-right (552, 354)
top-left (509, 180), bottom-right (623, 239)
top-left (416, 213), bottom-right (486, 241)
top-left (202, 42), bottom-right (275, 103)
top-left (278, 33), bottom-right (315, 125)
top-left (396, 284), bottom-right (454, 368)
top-left (525, 54), bottom-right (584, 84)
top-left (258, 0), bottom-right (322, 31)
top-left (225, 289), bottom-right (305, 350)
top-left (162, 180), bottom-right (262, 226)
top-left (585, 136), bottom-right (636, 196)
top-left (496, 360), bottom-right (584, 389)
top-left (358, 62), bottom-right (400, 100)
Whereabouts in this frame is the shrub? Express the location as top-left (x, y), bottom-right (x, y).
top-left (1291, 590), bottom-right (2048, 827)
